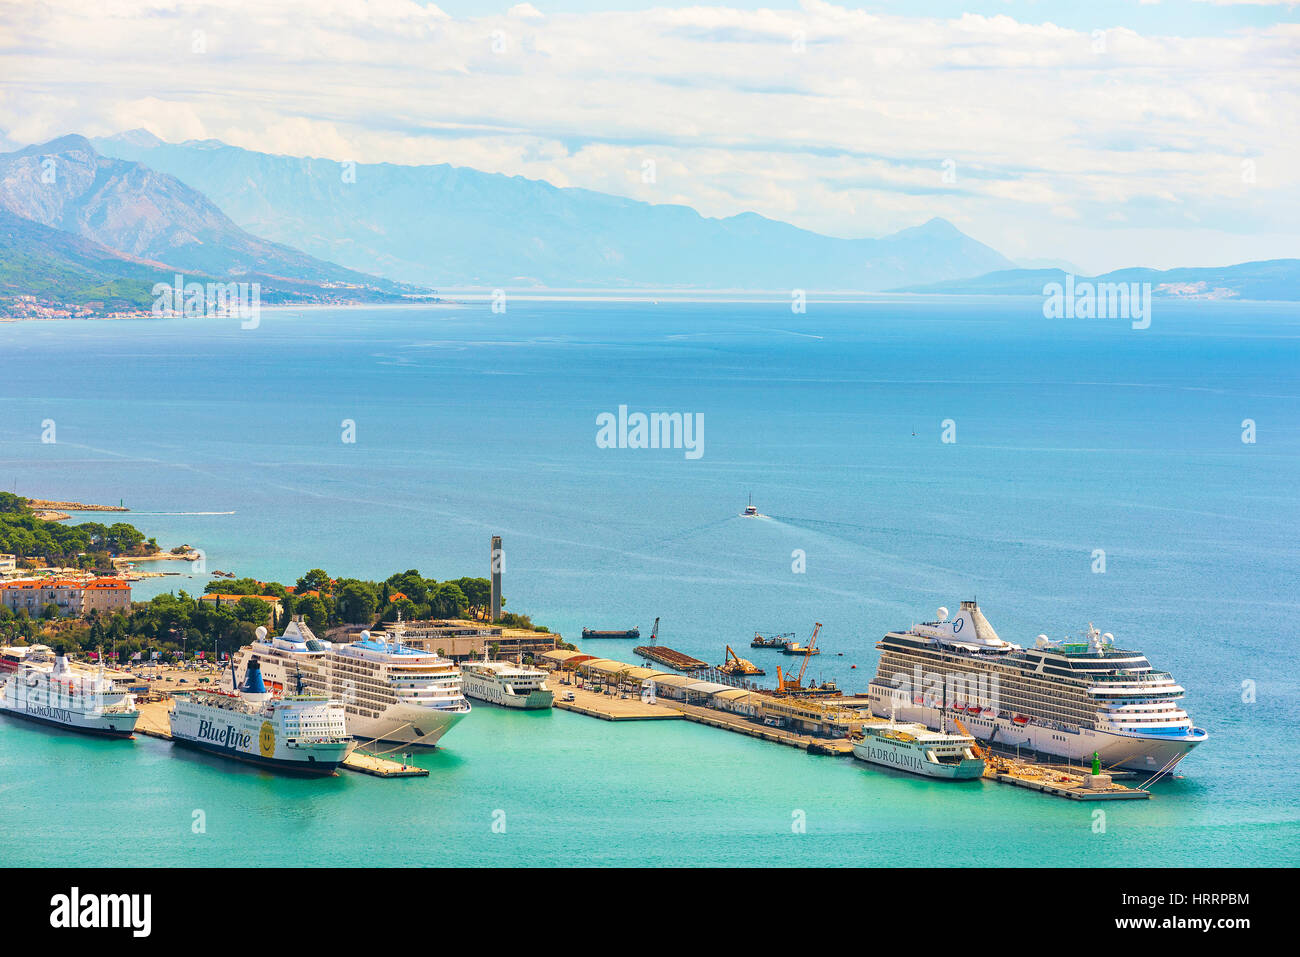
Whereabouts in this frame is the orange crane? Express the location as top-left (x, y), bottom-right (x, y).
top-left (774, 622), bottom-right (821, 693)
top-left (949, 713), bottom-right (991, 762)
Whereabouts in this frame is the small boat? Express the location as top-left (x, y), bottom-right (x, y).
top-left (1012, 714), bottom-right (1030, 725)
top-left (741, 493), bottom-right (759, 517)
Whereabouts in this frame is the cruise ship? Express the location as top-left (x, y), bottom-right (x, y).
top-left (461, 657), bottom-right (554, 709)
top-left (170, 659), bottom-right (353, 775)
top-left (852, 721), bottom-right (985, 779)
top-left (231, 618), bottom-right (471, 747)
top-left (867, 600), bottom-right (1208, 772)
top-left (0, 653), bottom-right (139, 738)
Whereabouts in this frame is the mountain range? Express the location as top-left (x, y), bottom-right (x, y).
top-left (892, 261), bottom-right (1300, 301)
top-left (2, 129), bottom-right (1295, 315)
top-left (0, 135), bottom-right (426, 312)
top-left (93, 131), bottom-right (1017, 291)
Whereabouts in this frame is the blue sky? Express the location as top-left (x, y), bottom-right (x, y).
top-left (2, 0), bottom-right (1297, 272)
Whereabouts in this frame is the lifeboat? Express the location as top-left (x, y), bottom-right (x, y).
top-left (1012, 714), bottom-right (1030, 725)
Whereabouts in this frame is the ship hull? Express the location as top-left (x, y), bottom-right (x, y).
top-left (348, 702), bottom-right (469, 748)
top-left (868, 687), bottom-right (1205, 772)
top-left (0, 702), bottom-right (138, 738)
top-left (170, 736), bottom-right (346, 776)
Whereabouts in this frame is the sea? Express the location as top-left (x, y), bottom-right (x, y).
top-left (1, 295), bottom-right (1297, 867)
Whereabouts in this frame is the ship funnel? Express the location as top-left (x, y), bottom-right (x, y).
top-left (241, 657), bottom-right (268, 696)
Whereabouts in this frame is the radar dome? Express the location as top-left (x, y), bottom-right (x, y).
top-left (359, 630), bottom-right (370, 641)
top-left (936, 606), bottom-right (949, 621)
top-left (255, 626), bottom-right (267, 640)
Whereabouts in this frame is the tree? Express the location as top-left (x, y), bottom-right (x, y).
top-left (294, 594), bottom-right (328, 632)
top-left (335, 581), bottom-right (378, 624)
top-left (428, 582), bottom-right (468, 619)
top-left (295, 569), bottom-right (332, 593)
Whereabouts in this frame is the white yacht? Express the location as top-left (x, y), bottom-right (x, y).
top-left (232, 618), bottom-right (471, 748)
top-left (170, 659), bottom-right (353, 775)
top-left (852, 721), bottom-right (985, 779)
top-left (867, 600), bottom-right (1208, 772)
top-left (0, 653), bottom-right (139, 738)
top-left (461, 657), bottom-right (554, 709)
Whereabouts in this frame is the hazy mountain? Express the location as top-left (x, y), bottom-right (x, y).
top-left (892, 261), bottom-right (1300, 301)
top-left (0, 135), bottom-right (418, 294)
top-left (95, 131), bottom-right (1017, 290)
top-left (0, 205), bottom-right (426, 313)
top-left (0, 206), bottom-right (178, 310)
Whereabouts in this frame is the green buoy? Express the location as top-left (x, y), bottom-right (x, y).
top-left (1092, 751), bottom-right (1101, 775)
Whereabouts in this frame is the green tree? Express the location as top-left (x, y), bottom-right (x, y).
top-left (335, 580), bottom-right (379, 624)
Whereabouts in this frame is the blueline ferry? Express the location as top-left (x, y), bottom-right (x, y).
top-left (169, 658), bottom-right (353, 775)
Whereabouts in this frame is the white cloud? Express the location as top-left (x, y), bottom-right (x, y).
top-left (0, 0), bottom-right (1296, 269)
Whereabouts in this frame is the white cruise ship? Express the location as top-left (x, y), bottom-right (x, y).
top-left (867, 600), bottom-right (1208, 772)
top-left (0, 653), bottom-right (139, 738)
top-left (461, 658), bottom-right (554, 709)
top-left (231, 618), bottom-right (471, 748)
top-left (852, 721), bottom-right (985, 779)
top-left (170, 659), bottom-right (353, 775)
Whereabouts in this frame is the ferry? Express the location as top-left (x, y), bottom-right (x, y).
top-left (852, 721), bottom-right (985, 779)
top-left (460, 657), bottom-right (554, 709)
top-left (867, 600), bottom-right (1208, 772)
top-left (169, 658), bottom-right (353, 775)
top-left (231, 618), bottom-right (471, 748)
top-left (0, 653), bottom-right (139, 738)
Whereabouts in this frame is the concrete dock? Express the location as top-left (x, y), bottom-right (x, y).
top-left (553, 683), bottom-right (683, 720)
top-left (135, 699), bottom-right (174, 740)
top-left (666, 700), bottom-right (855, 754)
top-left (984, 758), bottom-right (1150, 800)
top-left (341, 750), bottom-right (429, 778)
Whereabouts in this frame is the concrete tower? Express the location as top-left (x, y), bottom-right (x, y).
top-left (490, 535), bottom-right (503, 621)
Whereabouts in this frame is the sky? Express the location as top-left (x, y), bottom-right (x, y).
top-left (1, 0), bottom-right (1297, 273)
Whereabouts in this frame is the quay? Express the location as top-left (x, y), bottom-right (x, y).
top-left (553, 682), bottom-right (683, 721)
top-left (341, 749), bottom-right (428, 778)
top-left (984, 756), bottom-right (1150, 800)
top-left (538, 649), bottom-right (1153, 799)
top-left (667, 699), bottom-right (855, 754)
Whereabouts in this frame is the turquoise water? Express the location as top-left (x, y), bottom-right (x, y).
top-left (1, 297), bottom-right (1298, 866)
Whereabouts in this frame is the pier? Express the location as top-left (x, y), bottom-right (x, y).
top-left (553, 682), bottom-right (683, 721)
top-left (341, 750), bottom-right (428, 778)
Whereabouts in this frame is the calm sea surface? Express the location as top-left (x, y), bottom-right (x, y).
top-left (1, 297), bottom-right (1297, 866)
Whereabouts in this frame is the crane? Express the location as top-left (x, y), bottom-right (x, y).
top-left (774, 622), bottom-right (822, 693)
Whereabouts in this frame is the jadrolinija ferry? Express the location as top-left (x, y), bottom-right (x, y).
top-left (232, 618), bottom-right (471, 748)
top-left (866, 600), bottom-right (1208, 772)
top-left (0, 652), bottom-right (139, 738)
